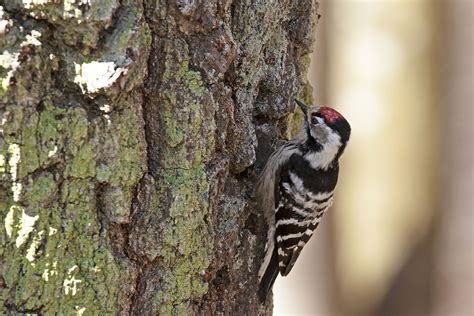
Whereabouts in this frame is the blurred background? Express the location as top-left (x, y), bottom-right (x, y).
top-left (274, 0), bottom-right (473, 315)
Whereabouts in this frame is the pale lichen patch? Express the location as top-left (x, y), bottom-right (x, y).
top-left (12, 182), bottom-right (22, 202)
top-left (8, 143), bottom-right (23, 202)
top-left (5, 205), bottom-right (40, 249)
top-left (7, 143), bottom-right (20, 181)
top-left (42, 269), bottom-right (50, 281)
top-left (75, 306), bottom-right (86, 315)
top-left (99, 104), bottom-right (111, 113)
top-left (74, 61), bottom-right (127, 94)
top-left (1, 112), bottom-right (8, 128)
top-left (63, 0), bottom-right (90, 19)
top-left (0, 27), bottom-right (42, 92)
top-left (22, 0), bottom-right (53, 10)
top-left (42, 259), bottom-right (59, 281)
top-left (25, 230), bottom-right (44, 262)
top-left (68, 265), bottom-right (79, 274)
top-left (0, 51), bottom-right (21, 91)
top-left (22, 0), bottom-right (89, 20)
top-left (15, 208), bottom-right (39, 247)
top-left (47, 145), bottom-right (58, 158)
top-left (63, 265), bottom-right (82, 296)
top-left (63, 276), bottom-right (82, 296)
top-left (4, 205), bottom-right (17, 237)
top-left (49, 226), bottom-right (57, 236)
top-left (63, 264), bottom-right (82, 294)
top-left (0, 154), bottom-right (5, 173)
top-left (45, 261), bottom-right (59, 280)
top-left (21, 30), bottom-right (42, 47)
top-left (0, 6), bottom-right (13, 35)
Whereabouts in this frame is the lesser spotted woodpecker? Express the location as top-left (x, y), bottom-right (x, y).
top-left (256, 100), bottom-right (351, 302)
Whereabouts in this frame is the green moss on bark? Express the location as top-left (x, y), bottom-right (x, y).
top-left (1, 2), bottom-right (150, 314)
top-left (127, 41), bottom-right (217, 312)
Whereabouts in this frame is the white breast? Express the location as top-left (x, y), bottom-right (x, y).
top-left (305, 129), bottom-right (341, 170)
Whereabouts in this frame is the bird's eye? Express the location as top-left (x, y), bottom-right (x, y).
top-left (310, 112), bottom-right (323, 125)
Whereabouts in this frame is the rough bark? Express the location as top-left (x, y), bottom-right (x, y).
top-left (0, 1), bottom-right (317, 314)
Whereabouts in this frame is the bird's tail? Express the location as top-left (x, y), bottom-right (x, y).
top-left (258, 245), bottom-right (279, 303)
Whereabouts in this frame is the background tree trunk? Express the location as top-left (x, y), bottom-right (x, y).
top-left (0, 1), bottom-right (318, 314)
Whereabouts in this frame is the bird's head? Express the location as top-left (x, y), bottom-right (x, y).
top-left (295, 100), bottom-right (351, 159)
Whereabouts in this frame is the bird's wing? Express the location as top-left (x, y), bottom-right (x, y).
top-left (274, 171), bottom-right (315, 276)
top-left (275, 161), bottom-right (332, 276)
top-left (257, 142), bottom-right (300, 301)
top-left (257, 142), bottom-right (300, 281)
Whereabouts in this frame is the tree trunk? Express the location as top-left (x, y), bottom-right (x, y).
top-left (0, 1), bottom-right (317, 314)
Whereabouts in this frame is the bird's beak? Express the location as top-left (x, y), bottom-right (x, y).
top-left (295, 99), bottom-right (308, 116)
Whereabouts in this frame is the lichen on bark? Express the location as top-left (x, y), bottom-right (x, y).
top-left (1, 0), bottom-right (318, 314)
top-left (1, 1), bottom-right (150, 314)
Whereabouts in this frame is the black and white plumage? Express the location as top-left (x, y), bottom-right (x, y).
top-left (256, 100), bottom-right (351, 302)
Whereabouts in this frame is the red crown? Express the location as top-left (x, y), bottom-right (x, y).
top-left (319, 106), bottom-right (345, 124)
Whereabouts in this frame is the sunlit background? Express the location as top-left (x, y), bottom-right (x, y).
top-left (274, 1), bottom-right (473, 315)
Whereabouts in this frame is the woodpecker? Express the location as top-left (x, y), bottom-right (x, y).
top-left (256, 99), bottom-right (351, 302)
